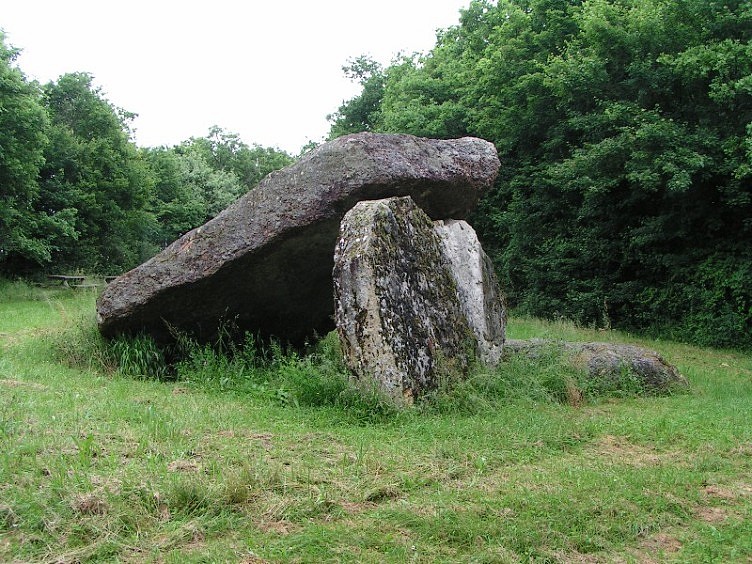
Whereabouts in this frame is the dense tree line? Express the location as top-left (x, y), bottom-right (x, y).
top-left (0, 32), bottom-right (293, 276)
top-left (330, 0), bottom-right (752, 349)
top-left (3, 0), bottom-right (751, 349)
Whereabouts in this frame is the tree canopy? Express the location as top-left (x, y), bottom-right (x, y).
top-left (0, 33), bottom-right (56, 267)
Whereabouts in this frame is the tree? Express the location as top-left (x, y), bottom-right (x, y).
top-left (146, 129), bottom-right (294, 247)
top-left (180, 126), bottom-right (293, 193)
top-left (327, 56), bottom-right (386, 138)
top-left (38, 73), bottom-right (158, 273)
top-left (143, 147), bottom-right (205, 246)
top-left (0, 32), bottom-right (76, 273)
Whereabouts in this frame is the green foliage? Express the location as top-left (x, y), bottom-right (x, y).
top-left (0, 278), bottom-right (45, 302)
top-left (173, 330), bottom-right (399, 423)
top-left (37, 73), bottom-right (159, 273)
top-left (90, 322), bottom-right (662, 420)
top-left (421, 340), bottom-right (665, 416)
top-left (331, 0), bottom-right (752, 349)
top-left (179, 125), bottom-right (293, 192)
top-left (0, 32), bottom-right (63, 270)
top-left (109, 333), bottom-right (169, 380)
top-left (1, 40), bottom-right (294, 278)
top-left (48, 312), bottom-right (116, 373)
top-left (328, 56), bottom-right (386, 138)
top-left (143, 127), bottom-right (293, 248)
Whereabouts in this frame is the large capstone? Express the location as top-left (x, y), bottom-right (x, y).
top-left (96, 133), bottom-right (500, 343)
top-left (333, 196), bottom-right (480, 404)
top-left (434, 220), bottom-right (506, 365)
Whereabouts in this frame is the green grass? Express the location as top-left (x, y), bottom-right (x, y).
top-left (1, 286), bottom-right (751, 562)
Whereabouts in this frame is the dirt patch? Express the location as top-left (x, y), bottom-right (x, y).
top-left (695, 506), bottom-right (731, 523)
top-left (90, 474), bottom-right (122, 495)
top-left (339, 500), bottom-right (377, 515)
top-left (0, 378), bottom-right (48, 391)
top-left (242, 557), bottom-right (270, 564)
top-left (182, 526), bottom-right (207, 551)
top-left (256, 519), bottom-right (300, 536)
top-left (364, 483), bottom-right (402, 503)
top-left (71, 492), bottom-right (108, 515)
top-left (249, 433), bottom-right (274, 450)
top-left (735, 482), bottom-right (752, 496)
top-left (549, 550), bottom-right (606, 563)
top-left (213, 430), bottom-right (274, 450)
top-left (637, 531), bottom-right (683, 560)
top-left (586, 435), bottom-right (674, 468)
top-left (703, 484), bottom-right (738, 501)
top-left (729, 442), bottom-right (752, 456)
top-left (167, 459), bottom-right (201, 473)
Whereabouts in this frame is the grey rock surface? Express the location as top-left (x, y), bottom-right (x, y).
top-left (434, 220), bottom-right (506, 364)
top-left (96, 133), bottom-right (500, 343)
top-left (504, 339), bottom-right (689, 392)
top-left (333, 197), bottom-right (476, 404)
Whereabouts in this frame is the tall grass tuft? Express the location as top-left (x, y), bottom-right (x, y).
top-left (173, 328), bottom-right (400, 422)
top-left (109, 333), bottom-right (170, 380)
top-left (49, 313), bottom-right (116, 373)
top-left (0, 278), bottom-right (49, 302)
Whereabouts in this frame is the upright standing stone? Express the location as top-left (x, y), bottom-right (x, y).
top-left (97, 133), bottom-right (500, 344)
top-left (333, 197), bottom-right (476, 404)
top-left (434, 220), bottom-right (506, 365)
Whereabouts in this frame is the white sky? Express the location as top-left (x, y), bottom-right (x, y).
top-left (2, 0), bottom-right (470, 154)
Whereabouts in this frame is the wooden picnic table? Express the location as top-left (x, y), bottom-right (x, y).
top-left (47, 275), bottom-right (86, 287)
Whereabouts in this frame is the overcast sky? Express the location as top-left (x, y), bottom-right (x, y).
top-left (2, 1), bottom-right (471, 154)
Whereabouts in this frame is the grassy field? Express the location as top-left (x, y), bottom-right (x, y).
top-left (0, 285), bottom-right (750, 562)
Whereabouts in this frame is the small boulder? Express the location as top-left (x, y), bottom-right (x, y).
top-left (97, 133), bottom-right (500, 344)
top-left (333, 197), bottom-right (476, 404)
top-left (504, 339), bottom-right (689, 392)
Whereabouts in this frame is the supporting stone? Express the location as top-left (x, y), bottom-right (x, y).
top-left (434, 219), bottom-right (506, 365)
top-left (333, 197), bottom-right (476, 404)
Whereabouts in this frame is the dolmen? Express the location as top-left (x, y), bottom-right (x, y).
top-left (97, 133), bottom-right (501, 348)
top-left (97, 132), bottom-right (686, 404)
